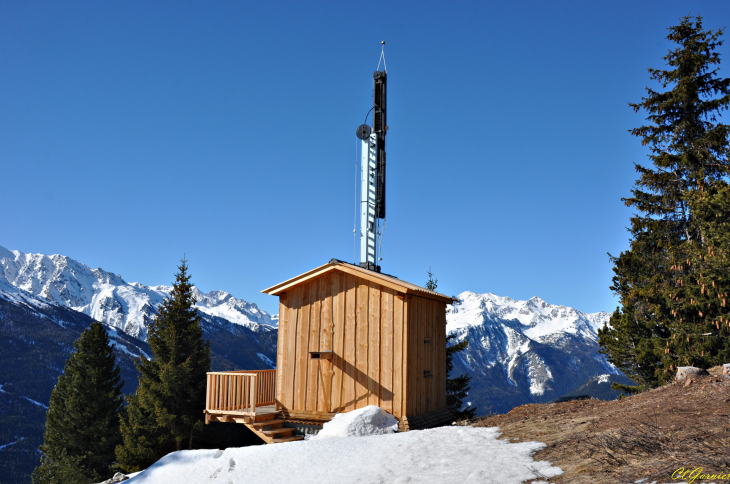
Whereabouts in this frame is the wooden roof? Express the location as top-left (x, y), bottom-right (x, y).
top-left (262, 259), bottom-right (457, 304)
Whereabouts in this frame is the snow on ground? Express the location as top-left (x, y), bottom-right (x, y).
top-left (312, 406), bottom-right (398, 439)
top-left (127, 425), bottom-right (562, 484)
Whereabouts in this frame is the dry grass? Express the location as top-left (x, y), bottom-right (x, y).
top-left (471, 368), bottom-right (730, 483)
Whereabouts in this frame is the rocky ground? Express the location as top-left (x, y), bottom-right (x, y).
top-left (472, 366), bottom-right (730, 483)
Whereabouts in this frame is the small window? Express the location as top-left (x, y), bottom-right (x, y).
top-left (309, 351), bottom-right (333, 360)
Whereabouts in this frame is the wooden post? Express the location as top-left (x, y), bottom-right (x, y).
top-left (205, 374), bottom-right (211, 412)
top-left (250, 374), bottom-right (257, 416)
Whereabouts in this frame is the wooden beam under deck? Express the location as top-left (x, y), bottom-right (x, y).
top-left (205, 406), bottom-right (334, 444)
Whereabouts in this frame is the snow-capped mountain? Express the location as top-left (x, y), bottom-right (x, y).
top-left (0, 273), bottom-right (54, 311)
top-left (447, 291), bottom-right (621, 413)
top-left (0, 245), bottom-right (277, 340)
top-left (0, 244), bottom-right (625, 418)
top-left (0, 246), bottom-right (282, 481)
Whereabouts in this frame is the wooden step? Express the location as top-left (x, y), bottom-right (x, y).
top-left (254, 413), bottom-right (279, 422)
top-left (261, 427), bottom-right (295, 438)
top-left (252, 419), bottom-right (285, 429)
top-left (272, 436), bottom-right (305, 443)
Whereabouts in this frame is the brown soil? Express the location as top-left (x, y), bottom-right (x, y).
top-left (471, 367), bottom-right (730, 483)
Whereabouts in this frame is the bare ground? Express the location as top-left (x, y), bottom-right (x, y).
top-left (471, 367), bottom-right (730, 483)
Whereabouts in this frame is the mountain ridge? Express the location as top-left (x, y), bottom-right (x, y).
top-left (0, 248), bottom-right (279, 483)
top-left (0, 245), bottom-right (277, 341)
top-left (446, 290), bottom-right (620, 413)
top-left (1, 244), bottom-right (624, 416)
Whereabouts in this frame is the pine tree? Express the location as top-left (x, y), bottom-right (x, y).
top-left (425, 267), bottom-right (438, 291)
top-left (117, 259), bottom-right (211, 472)
top-left (664, 183), bottom-right (730, 369)
top-left (32, 322), bottom-right (123, 484)
top-left (424, 269), bottom-right (476, 418)
top-left (601, 14), bottom-right (730, 388)
top-left (446, 334), bottom-right (476, 419)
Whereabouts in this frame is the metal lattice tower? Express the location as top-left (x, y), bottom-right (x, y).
top-left (358, 67), bottom-right (387, 272)
top-left (360, 132), bottom-right (378, 269)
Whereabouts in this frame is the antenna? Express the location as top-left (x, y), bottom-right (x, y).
top-left (355, 43), bottom-right (388, 272)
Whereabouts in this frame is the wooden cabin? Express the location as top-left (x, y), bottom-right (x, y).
top-left (204, 259), bottom-right (456, 443)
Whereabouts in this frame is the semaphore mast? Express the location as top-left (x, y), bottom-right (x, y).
top-left (356, 42), bottom-right (387, 272)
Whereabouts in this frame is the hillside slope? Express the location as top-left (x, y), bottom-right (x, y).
top-left (0, 294), bottom-right (150, 483)
top-left (551, 373), bottom-right (636, 402)
top-left (475, 368), bottom-right (730, 483)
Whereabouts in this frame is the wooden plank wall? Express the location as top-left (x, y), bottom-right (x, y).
top-left (405, 295), bottom-right (447, 417)
top-left (275, 271), bottom-right (446, 420)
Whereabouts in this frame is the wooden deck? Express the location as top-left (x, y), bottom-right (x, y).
top-left (204, 368), bottom-right (454, 442)
top-left (205, 370), bottom-right (321, 444)
top-left (206, 405), bottom-right (306, 444)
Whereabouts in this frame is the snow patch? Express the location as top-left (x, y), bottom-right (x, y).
top-left (0, 383), bottom-right (48, 409)
top-left (257, 353), bottom-right (275, 368)
top-left (597, 374), bottom-right (610, 384)
top-left (22, 396), bottom-right (48, 409)
top-left (0, 276), bottom-right (53, 311)
top-left (0, 437), bottom-right (24, 452)
top-left (109, 338), bottom-right (142, 359)
top-left (311, 406), bottom-right (398, 440)
top-left (528, 356), bottom-right (553, 396)
top-left (106, 327), bottom-right (150, 359)
top-left (126, 426), bottom-right (562, 484)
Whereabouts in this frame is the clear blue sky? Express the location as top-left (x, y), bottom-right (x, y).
top-left (2, 1), bottom-right (729, 315)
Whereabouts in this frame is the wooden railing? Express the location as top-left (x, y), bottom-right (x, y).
top-left (206, 370), bottom-right (276, 416)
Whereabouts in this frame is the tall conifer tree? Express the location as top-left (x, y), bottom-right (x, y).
top-left (32, 322), bottom-right (123, 484)
top-left (117, 259), bottom-right (211, 472)
top-left (665, 182), bottom-right (730, 368)
top-left (600, 14), bottom-right (730, 389)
